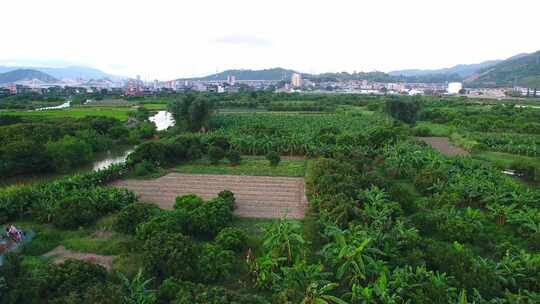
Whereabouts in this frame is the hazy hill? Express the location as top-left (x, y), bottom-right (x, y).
top-left (305, 71), bottom-right (461, 84)
top-left (467, 51), bottom-right (540, 88)
top-left (390, 60), bottom-right (502, 78)
top-left (0, 66), bottom-right (125, 81)
top-left (0, 69), bottom-right (58, 84)
top-left (184, 68), bottom-right (298, 81)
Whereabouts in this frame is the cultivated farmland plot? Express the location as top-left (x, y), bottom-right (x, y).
top-left (112, 173), bottom-right (308, 219)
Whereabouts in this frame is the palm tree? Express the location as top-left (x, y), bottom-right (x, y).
top-left (301, 282), bottom-right (349, 304)
top-left (118, 269), bottom-right (156, 304)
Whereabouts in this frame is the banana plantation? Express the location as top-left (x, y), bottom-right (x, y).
top-left (0, 94), bottom-right (539, 303)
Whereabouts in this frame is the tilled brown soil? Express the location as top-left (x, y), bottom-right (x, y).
top-left (416, 137), bottom-right (470, 156)
top-left (112, 173), bottom-right (308, 219)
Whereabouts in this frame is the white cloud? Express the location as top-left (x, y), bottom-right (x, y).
top-left (0, 0), bottom-right (538, 80)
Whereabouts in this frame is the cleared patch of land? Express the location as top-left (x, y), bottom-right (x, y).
top-left (416, 137), bottom-right (470, 156)
top-left (44, 245), bottom-right (114, 271)
top-left (113, 173), bottom-right (308, 219)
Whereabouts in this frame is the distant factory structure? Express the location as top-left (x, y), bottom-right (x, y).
top-left (447, 82), bottom-right (463, 94)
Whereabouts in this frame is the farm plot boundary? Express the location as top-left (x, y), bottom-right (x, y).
top-left (112, 173), bottom-right (308, 219)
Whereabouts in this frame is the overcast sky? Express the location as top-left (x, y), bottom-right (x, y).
top-left (1, 0), bottom-right (539, 80)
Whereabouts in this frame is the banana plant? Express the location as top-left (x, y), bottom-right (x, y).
top-left (301, 282), bottom-right (349, 304)
top-left (118, 269), bottom-right (156, 304)
top-left (262, 215), bottom-right (307, 264)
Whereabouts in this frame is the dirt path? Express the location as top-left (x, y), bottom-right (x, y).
top-left (416, 137), bottom-right (470, 156)
top-left (112, 173), bottom-right (308, 219)
top-left (44, 245), bottom-right (114, 271)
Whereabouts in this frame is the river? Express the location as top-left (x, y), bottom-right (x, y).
top-left (1, 111), bottom-right (175, 188)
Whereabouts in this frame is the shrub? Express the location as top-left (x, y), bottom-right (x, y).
top-left (53, 196), bottom-right (99, 228)
top-left (208, 146), bottom-right (225, 164)
top-left (136, 209), bottom-right (190, 241)
top-left (413, 126), bottom-right (431, 137)
top-left (0, 185), bottom-right (38, 223)
top-left (196, 243), bottom-right (235, 283)
top-left (509, 159), bottom-right (539, 181)
top-left (218, 190), bottom-right (236, 211)
top-left (114, 202), bottom-right (159, 234)
top-left (127, 141), bottom-right (168, 166)
top-left (266, 151), bottom-right (281, 167)
top-left (226, 149), bottom-right (242, 166)
top-left (158, 279), bottom-right (270, 304)
top-left (39, 259), bottom-right (108, 302)
top-left (209, 136), bottom-right (230, 151)
top-left (174, 194), bottom-right (204, 211)
top-left (142, 232), bottom-right (198, 281)
top-left (45, 135), bottom-right (93, 172)
top-left (133, 160), bottom-right (156, 176)
top-left (189, 198), bottom-right (232, 237)
top-left (215, 227), bottom-right (247, 252)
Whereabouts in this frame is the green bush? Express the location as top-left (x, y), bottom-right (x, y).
top-left (133, 160), bottom-right (157, 176)
top-left (0, 185), bottom-right (38, 223)
top-left (41, 186), bottom-right (136, 228)
top-left (413, 126), bottom-right (431, 137)
top-left (208, 145), bottom-right (225, 164)
top-left (215, 227), bottom-right (247, 252)
top-left (209, 136), bottom-right (230, 151)
top-left (158, 278), bottom-right (270, 304)
top-left (226, 149), bottom-right (242, 166)
top-left (46, 135), bottom-right (93, 172)
top-left (218, 190), bottom-right (236, 211)
top-left (114, 202), bottom-right (159, 234)
top-left (174, 194), bottom-right (204, 211)
top-left (265, 151), bottom-right (281, 167)
top-left (189, 198), bottom-right (233, 237)
top-left (39, 259), bottom-right (108, 302)
top-left (196, 243), bottom-right (235, 283)
top-left (53, 196), bottom-right (100, 228)
top-left (136, 209), bottom-right (190, 241)
top-left (142, 231), bottom-right (198, 281)
top-left (509, 159), bottom-right (540, 181)
top-left (127, 141), bottom-right (168, 166)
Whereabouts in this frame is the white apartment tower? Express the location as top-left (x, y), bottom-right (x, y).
top-left (291, 73), bottom-right (302, 87)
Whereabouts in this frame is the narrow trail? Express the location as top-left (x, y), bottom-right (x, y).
top-left (44, 245), bottom-right (114, 271)
top-left (112, 173), bottom-right (308, 219)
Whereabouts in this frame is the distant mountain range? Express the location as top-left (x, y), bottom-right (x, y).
top-left (0, 66), bottom-right (125, 81)
top-left (467, 51), bottom-right (540, 88)
top-left (389, 51), bottom-right (540, 88)
top-left (389, 60), bottom-right (502, 78)
top-left (189, 50), bottom-right (540, 88)
top-left (0, 69), bottom-right (58, 84)
top-left (183, 68), bottom-right (297, 81)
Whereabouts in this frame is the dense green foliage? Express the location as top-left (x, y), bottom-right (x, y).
top-left (0, 164), bottom-right (132, 225)
top-left (2, 94), bottom-right (540, 303)
top-left (0, 116), bottom-right (145, 177)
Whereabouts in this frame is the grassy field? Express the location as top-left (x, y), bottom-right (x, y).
top-left (15, 214), bottom-right (127, 257)
top-left (472, 151), bottom-right (540, 168)
top-left (3, 106), bottom-right (134, 121)
top-left (141, 103), bottom-right (168, 110)
top-left (175, 156), bottom-right (308, 177)
top-left (415, 121), bottom-right (453, 136)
